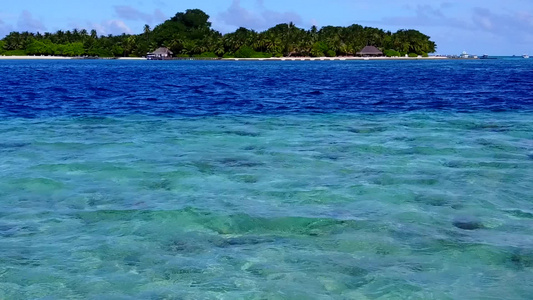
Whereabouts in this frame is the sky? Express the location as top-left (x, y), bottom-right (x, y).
top-left (1, 0), bottom-right (532, 55)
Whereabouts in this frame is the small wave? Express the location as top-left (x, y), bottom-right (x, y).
top-left (49, 87), bottom-right (69, 93)
top-left (213, 80), bottom-right (230, 87)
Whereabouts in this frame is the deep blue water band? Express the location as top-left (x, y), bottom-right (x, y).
top-left (1, 59), bottom-right (532, 118)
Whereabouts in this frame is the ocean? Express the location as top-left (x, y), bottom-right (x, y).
top-left (0, 59), bottom-right (532, 299)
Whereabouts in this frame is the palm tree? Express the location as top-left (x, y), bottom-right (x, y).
top-left (253, 34), bottom-right (267, 53)
top-left (143, 25), bottom-right (151, 35)
top-left (123, 35), bottom-right (137, 56)
top-left (213, 41), bottom-right (225, 56)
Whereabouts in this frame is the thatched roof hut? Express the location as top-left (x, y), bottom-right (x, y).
top-left (147, 47), bottom-right (173, 60)
top-left (357, 46), bottom-right (383, 56)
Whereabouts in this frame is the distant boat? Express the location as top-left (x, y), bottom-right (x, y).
top-left (480, 54), bottom-right (496, 60)
top-left (523, 54), bottom-right (530, 59)
top-left (460, 51), bottom-right (469, 58)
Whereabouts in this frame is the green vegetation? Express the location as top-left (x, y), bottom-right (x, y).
top-left (384, 49), bottom-right (400, 57)
top-left (0, 8), bottom-right (436, 58)
top-left (3, 50), bottom-right (26, 56)
top-left (193, 52), bottom-right (218, 58)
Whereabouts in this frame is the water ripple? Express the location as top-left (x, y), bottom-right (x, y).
top-left (1, 60), bottom-right (532, 118)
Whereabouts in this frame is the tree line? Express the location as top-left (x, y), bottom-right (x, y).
top-left (0, 9), bottom-right (436, 58)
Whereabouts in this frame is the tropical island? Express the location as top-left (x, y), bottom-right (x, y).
top-left (0, 9), bottom-right (436, 59)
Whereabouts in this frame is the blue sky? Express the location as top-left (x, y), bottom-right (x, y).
top-left (1, 0), bottom-right (532, 55)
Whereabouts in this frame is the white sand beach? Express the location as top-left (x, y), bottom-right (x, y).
top-left (0, 56), bottom-right (146, 60)
top-left (116, 57), bottom-right (145, 60)
top-left (0, 55), bottom-right (449, 61)
top-left (0, 55), bottom-right (73, 60)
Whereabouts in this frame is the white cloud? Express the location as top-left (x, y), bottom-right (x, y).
top-left (368, 3), bottom-right (533, 54)
top-left (215, 0), bottom-right (304, 32)
top-left (114, 5), bottom-right (167, 25)
top-left (0, 19), bottom-right (14, 38)
top-left (378, 4), bottom-right (470, 29)
top-left (90, 20), bottom-right (132, 36)
top-left (17, 10), bottom-right (46, 32)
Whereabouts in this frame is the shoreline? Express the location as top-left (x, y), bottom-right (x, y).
top-left (0, 56), bottom-right (146, 60)
top-left (0, 55), bottom-right (73, 60)
top-left (222, 56), bottom-right (449, 61)
top-left (0, 55), bottom-right (453, 61)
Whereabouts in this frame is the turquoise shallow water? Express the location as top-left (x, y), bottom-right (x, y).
top-left (1, 112), bottom-right (532, 299)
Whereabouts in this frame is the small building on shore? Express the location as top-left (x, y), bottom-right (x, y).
top-left (357, 46), bottom-right (383, 57)
top-left (147, 47), bottom-right (173, 60)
